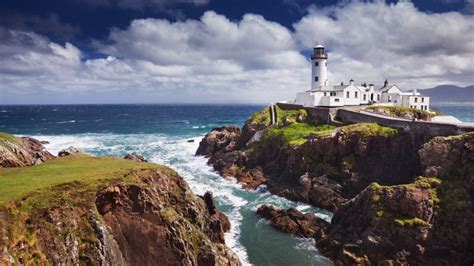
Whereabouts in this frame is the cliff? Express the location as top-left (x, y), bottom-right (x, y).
top-left (0, 132), bottom-right (54, 167)
top-left (197, 107), bottom-right (474, 264)
top-left (197, 107), bottom-right (422, 211)
top-left (0, 138), bottom-right (240, 265)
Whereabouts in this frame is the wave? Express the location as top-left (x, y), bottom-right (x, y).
top-left (55, 120), bottom-right (76, 124)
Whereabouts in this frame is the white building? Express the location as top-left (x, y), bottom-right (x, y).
top-left (295, 45), bottom-right (430, 111)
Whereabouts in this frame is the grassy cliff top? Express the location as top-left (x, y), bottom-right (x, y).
top-left (266, 123), bottom-right (335, 145)
top-left (340, 123), bottom-right (399, 137)
top-left (0, 155), bottom-right (170, 204)
top-left (0, 132), bottom-right (18, 146)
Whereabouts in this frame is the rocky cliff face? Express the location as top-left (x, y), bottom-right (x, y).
top-left (257, 132), bottom-right (474, 265)
top-left (197, 107), bottom-right (474, 265)
top-left (197, 116), bottom-right (421, 211)
top-left (0, 133), bottom-right (54, 167)
top-left (0, 160), bottom-right (240, 265)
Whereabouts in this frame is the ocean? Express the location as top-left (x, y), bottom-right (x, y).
top-left (0, 103), bottom-right (472, 265)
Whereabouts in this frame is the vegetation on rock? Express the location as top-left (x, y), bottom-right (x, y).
top-left (365, 106), bottom-right (438, 120)
top-left (339, 122), bottom-right (399, 137)
top-left (0, 155), bottom-right (240, 265)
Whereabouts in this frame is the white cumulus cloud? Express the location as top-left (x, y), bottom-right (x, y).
top-left (0, 3), bottom-right (473, 104)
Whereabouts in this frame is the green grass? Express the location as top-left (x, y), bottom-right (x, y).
top-left (340, 123), bottom-right (399, 137)
top-left (0, 132), bottom-right (18, 146)
top-left (266, 123), bottom-right (335, 145)
top-left (0, 155), bottom-right (168, 204)
top-left (366, 106), bottom-right (436, 120)
top-left (248, 107), bottom-right (271, 125)
top-left (274, 105), bottom-right (308, 126)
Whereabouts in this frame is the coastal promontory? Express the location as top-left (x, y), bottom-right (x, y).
top-left (0, 133), bottom-right (240, 265)
top-left (197, 105), bottom-right (474, 265)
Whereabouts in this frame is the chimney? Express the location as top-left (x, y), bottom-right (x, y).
top-left (384, 79), bottom-right (388, 87)
top-left (340, 82), bottom-right (344, 86)
top-left (350, 79), bottom-right (354, 85)
top-left (369, 84), bottom-right (374, 90)
top-left (363, 82), bottom-right (367, 87)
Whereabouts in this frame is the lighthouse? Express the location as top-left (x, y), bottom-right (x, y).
top-left (311, 44), bottom-right (329, 89)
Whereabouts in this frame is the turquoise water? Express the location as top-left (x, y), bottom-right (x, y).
top-left (1, 103), bottom-right (472, 265)
top-left (0, 105), bottom-right (333, 266)
top-left (432, 102), bottom-right (474, 123)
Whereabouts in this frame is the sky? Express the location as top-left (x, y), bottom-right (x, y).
top-left (0, 0), bottom-right (473, 104)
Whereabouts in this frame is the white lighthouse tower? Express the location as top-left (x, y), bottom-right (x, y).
top-left (311, 44), bottom-right (329, 90)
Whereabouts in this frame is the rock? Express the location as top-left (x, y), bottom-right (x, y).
top-left (96, 173), bottom-right (240, 265)
top-left (58, 146), bottom-right (83, 157)
top-left (0, 134), bottom-right (55, 167)
top-left (196, 126), bottom-right (241, 156)
top-left (256, 205), bottom-right (328, 238)
top-left (187, 139), bottom-right (195, 143)
top-left (123, 152), bottom-right (147, 162)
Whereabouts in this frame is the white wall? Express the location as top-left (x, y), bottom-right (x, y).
top-left (342, 85), bottom-right (362, 106)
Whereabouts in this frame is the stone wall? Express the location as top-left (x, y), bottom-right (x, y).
top-left (275, 102), bottom-right (474, 139)
top-left (336, 109), bottom-right (474, 139)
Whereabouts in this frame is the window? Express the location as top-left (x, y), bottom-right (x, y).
top-left (414, 97), bottom-right (418, 103)
top-left (315, 62), bottom-right (319, 66)
top-left (377, 95), bottom-right (380, 101)
top-left (335, 98), bottom-right (339, 102)
top-left (363, 94), bottom-right (366, 101)
top-left (315, 76), bottom-right (318, 82)
top-left (346, 91), bottom-right (350, 98)
top-left (388, 96), bottom-right (392, 102)
top-left (421, 97), bottom-right (424, 103)
top-left (324, 92), bottom-right (327, 96)
top-left (355, 91), bottom-right (358, 98)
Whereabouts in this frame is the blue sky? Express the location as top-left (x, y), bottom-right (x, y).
top-left (0, 0), bottom-right (473, 104)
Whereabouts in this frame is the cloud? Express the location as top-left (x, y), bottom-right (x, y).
top-left (0, 12), bottom-right (308, 104)
top-left (293, 1), bottom-right (474, 88)
top-left (0, 13), bottom-right (80, 39)
top-left (1, 4), bottom-right (474, 104)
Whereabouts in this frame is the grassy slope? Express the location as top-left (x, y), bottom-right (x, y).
top-left (0, 155), bottom-right (168, 204)
top-left (267, 123), bottom-right (335, 145)
top-left (340, 123), bottom-right (399, 137)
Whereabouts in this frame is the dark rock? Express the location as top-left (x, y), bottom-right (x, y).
top-left (195, 126), bottom-right (241, 156)
top-left (95, 171), bottom-right (240, 265)
top-left (187, 139), bottom-right (195, 143)
top-left (58, 146), bottom-right (83, 157)
top-left (123, 152), bottom-right (147, 162)
top-left (256, 205), bottom-right (328, 238)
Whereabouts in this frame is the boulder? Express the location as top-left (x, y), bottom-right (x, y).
top-left (256, 205), bottom-right (328, 238)
top-left (58, 146), bottom-right (83, 157)
top-left (123, 152), bottom-right (147, 162)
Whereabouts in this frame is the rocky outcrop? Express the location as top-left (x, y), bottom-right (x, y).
top-left (0, 160), bottom-right (240, 265)
top-left (196, 126), bottom-right (241, 156)
top-left (0, 133), bottom-right (54, 167)
top-left (58, 146), bottom-right (83, 157)
top-left (123, 152), bottom-right (148, 162)
top-left (197, 107), bottom-right (474, 265)
top-left (197, 121), bottom-right (420, 211)
top-left (256, 205), bottom-right (328, 238)
top-left (314, 133), bottom-right (474, 265)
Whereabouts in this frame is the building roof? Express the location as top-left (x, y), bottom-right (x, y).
top-left (315, 44), bottom-right (324, 48)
